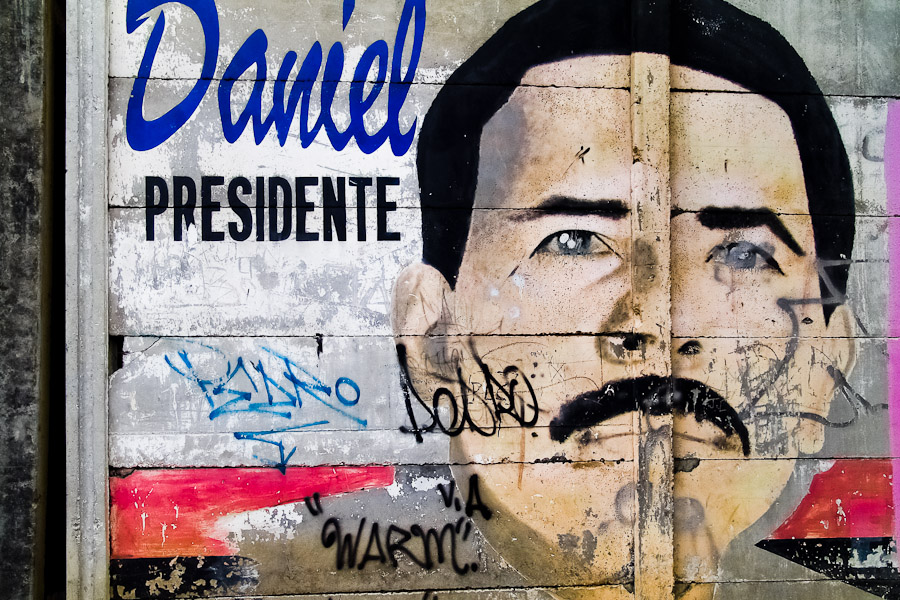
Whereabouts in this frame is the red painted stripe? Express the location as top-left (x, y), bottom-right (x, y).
top-left (769, 459), bottom-right (894, 540)
top-left (110, 466), bottom-right (394, 558)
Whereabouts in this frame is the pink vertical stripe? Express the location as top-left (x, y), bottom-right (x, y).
top-left (885, 101), bottom-right (900, 548)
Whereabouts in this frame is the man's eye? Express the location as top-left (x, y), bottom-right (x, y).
top-left (706, 241), bottom-right (784, 274)
top-left (531, 230), bottom-right (617, 258)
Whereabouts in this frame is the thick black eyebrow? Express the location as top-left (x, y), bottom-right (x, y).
top-left (512, 196), bottom-right (629, 221)
top-left (695, 207), bottom-right (806, 256)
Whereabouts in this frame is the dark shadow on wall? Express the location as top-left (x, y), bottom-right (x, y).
top-left (44, 0), bottom-right (65, 597)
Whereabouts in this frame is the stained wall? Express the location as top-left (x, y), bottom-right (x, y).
top-left (103, 1), bottom-right (900, 598)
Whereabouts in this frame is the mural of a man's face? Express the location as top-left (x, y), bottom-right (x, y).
top-left (394, 56), bottom-right (855, 596)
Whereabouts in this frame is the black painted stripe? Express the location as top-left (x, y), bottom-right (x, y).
top-left (110, 556), bottom-right (259, 599)
top-left (757, 537), bottom-right (900, 599)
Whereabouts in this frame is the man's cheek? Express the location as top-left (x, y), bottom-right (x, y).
top-left (757, 343), bottom-right (833, 456)
top-left (673, 287), bottom-right (801, 337)
top-left (704, 340), bottom-right (831, 456)
top-left (680, 338), bottom-right (788, 408)
top-left (674, 459), bottom-right (796, 578)
top-left (495, 271), bottom-right (632, 336)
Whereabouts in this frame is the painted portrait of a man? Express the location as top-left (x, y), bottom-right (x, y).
top-left (393, 0), bottom-right (866, 597)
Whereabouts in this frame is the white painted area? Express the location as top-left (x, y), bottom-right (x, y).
top-left (109, 209), bottom-right (421, 336)
top-left (835, 498), bottom-right (847, 526)
top-left (848, 544), bottom-right (896, 569)
top-left (215, 502), bottom-right (305, 543)
top-left (108, 430), bottom-right (450, 468)
top-left (410, 475), bottom-right (450, 491)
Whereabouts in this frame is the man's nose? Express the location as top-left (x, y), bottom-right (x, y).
top-left (595, 293), bottom-right (662, 364)
top-left (598, 331), bottom-right (658, 356)
top-left (597, 330), bottom-right (660, 365)
top-left (596, 232), bottom-right (670, 365)
top-left (622, 331), bottom-right (650, 352)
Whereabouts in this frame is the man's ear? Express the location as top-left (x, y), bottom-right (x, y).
top-left (392, 263), bottom-right (458, 384)
top-left (798, 303), bottom-right (857, 455)
top-left (392, 263), bottom-right (452, 338)
top-left (822, 303), bottom-right (857, 378)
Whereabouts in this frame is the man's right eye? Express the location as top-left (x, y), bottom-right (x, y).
top-left (530, 230), bottom-right (618, 258)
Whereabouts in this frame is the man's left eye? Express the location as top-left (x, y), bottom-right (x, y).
top-left (706, 241), bottom-right (784, 274)
top-left (531, 230), bottom-right (617, 258)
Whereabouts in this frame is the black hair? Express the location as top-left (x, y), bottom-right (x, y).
top-left (416, 0), bottom-right (854, 321)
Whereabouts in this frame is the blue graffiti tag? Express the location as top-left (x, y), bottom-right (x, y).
top-left (165, 343), bottom-right (365, 472)
top-left (125, 0), bottom-right (425, 155)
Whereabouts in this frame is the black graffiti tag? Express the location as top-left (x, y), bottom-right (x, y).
top-left (396, 344), bottom-right (539, 443)
top-left (316, 475), bottom-right (490, 575)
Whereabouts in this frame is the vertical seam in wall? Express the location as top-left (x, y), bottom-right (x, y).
top-left (33, 0), bottom-right (52, 595)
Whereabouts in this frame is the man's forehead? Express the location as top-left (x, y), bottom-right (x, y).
top-left (475, 56), bottom-right (807, 215)
top-left (670, 82), bottom-right (806, 213)
top-left (518, 55), bottom-right (631, 88)
top-left (475, 81), bottom-right (632, 211)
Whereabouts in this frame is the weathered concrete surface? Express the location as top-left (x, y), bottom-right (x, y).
top-left (109, 207), bottom-right (420, 337)
top-left (108, 213), bottom-right (894, 338)
top-left (106, 0), bottom-right (538, 84)
top-left (730, 0), bottom-right (900, 97)
top-left (106, 0), bottom-right (900, 97)
top-left (107, 336), bottom-right (890, 468)
top-left (0, 0), bottom-right (49, 597)
top-left (67, 0), bottom-right (110, 596)
top-left (99, 0), bottom-right (900, 598)
top-left (107, 464), bottom-right (636, 596)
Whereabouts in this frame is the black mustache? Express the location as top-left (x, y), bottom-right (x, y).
top-left (548, 376), bottom-right (750, 456)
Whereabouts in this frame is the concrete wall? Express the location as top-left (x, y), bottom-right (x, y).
top-left (0, 0), bottom-right (56, 596)
top-left (78, 0), bottom-right (900, 598)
